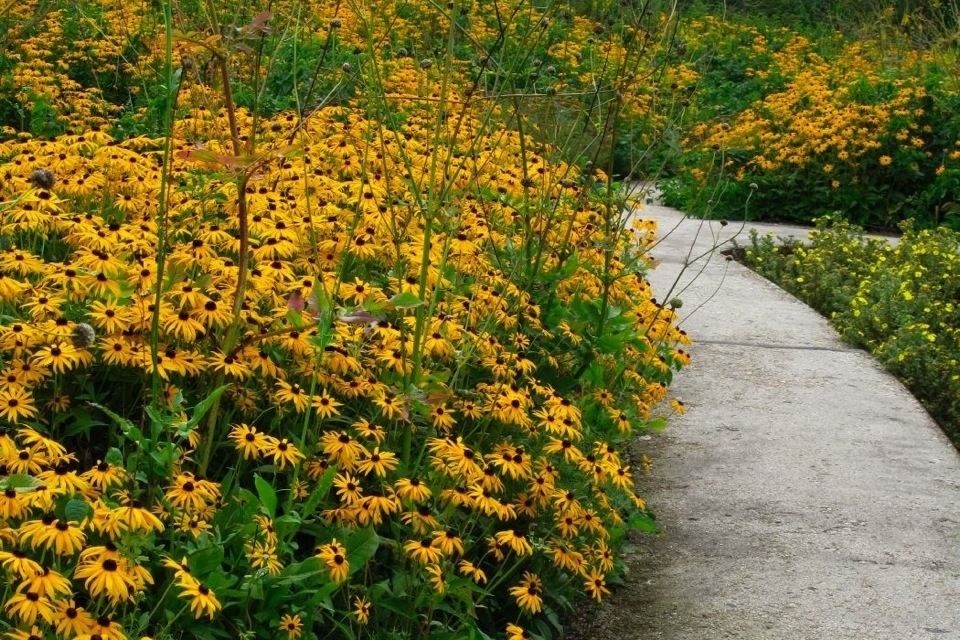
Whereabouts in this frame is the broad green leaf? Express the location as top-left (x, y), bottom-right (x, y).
top-left (104, 447), bottom-right (124, 467)
top-left (301, 465), bottom-right (337, 519)
top-left (388, 291), bottom-right (424, 309)
top-left (189, 544), bottom-right (224, 576)
top-left (3, 474), bottom-right (40, 491)
top-left (64, 498), bottom-right (91, 521)
top-left (345, 526), bottom-right (379, 576)
top-left (629, 511), bottom-right (659, 533)
top-left (254, 474), bottom-right (278, 518)
top-left (180, 384), bottom-right (231, 431)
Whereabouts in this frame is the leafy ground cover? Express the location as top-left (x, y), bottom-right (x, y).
top-left (661, 7), bottom-right (960, 231)
top-left (742, 218), bottom-right (960, 442)
top-left (0, 1), bottom-right (692, 639)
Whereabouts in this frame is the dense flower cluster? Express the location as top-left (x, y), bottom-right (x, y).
top-left (0, 1), bottom-right (690, 638)
top-left (663, 13), bottom-right (960, 230)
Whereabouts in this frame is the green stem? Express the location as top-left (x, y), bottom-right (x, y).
top-left (149, 0), bottom-right (181, 412)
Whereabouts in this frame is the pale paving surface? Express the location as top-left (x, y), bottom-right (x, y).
top-left (573, 195), bottom-right (960, 639)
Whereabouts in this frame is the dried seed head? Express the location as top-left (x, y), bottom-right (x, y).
top-left (342, 62), bottom-right (354, 73)
top-left (71, 323), bottom-right (96, 348)
top-left (330, 17), bottom-right (342, 28)
top-left (419, 59), bottom-right (433, 70)
top-left (30, 169), bottom-right (55, 189)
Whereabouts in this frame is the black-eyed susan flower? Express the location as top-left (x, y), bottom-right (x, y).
top-left (23, 516), bottom-right (86, 556)
top-left (425, 563), bottom-right (446, 594)
top-left (0, 487), bottom-right (28, 519)
top-left (246, 541), bottom-right (283, 575)
top-left (310, 389), bottom-right (342, 418)
top-left (4, 625), bottom-right (46, 640)
top-left (320, 431), bottom-right (366, 470)
top-left (494, 529), bottom-right (533, 556)
top-left (112, 497), bottom-right (165, 533)
top-left (0, 549), bottom-right (43, 579)
top-left (356, 447), bottom-right (398, 477)
top-left (353, 596), bottom-right (371, 624)
top-left (583, 568), bottom-right (610, 602)
top-left (54, 598), bottom-right (95, 637)
top-left (273, 380), bottom-right (312, 413)
top-left (457, 559), bottom-right (487, 584)
top-left (394, 477), bottom-right (431, 502)
top-left (278, 613), bottom-right (303, 639)
top-left (508, 571), bottom-right (543, 614)
top-left (262, 437), bottom-right (305, 469)
top-left (73, 554), bottom-right (136, 603)
top-left (31, 341), bottom-right (83, 374)
top-left (21, 566), bottom-right (71, 599)
top-left (403, 537), bottom-right (442, 565)
top-left (178, 579), bottom-right (222, 619)
top-left (7, 445), bottom-right (47, 475)
top-left (4, 589), bottom-right (56, 625)
top-left (165, 473), bottom-right (215, 512)
top-left (90, 613), bottom-right (127, 640)
top-left (432, 528), bottom-right (464, 556)
top-left (228, 423), bottom-right (268, 459)
top-left (352, 417), bottom-right (386, 443)
top-left (506, 623), bottom-right (531, 640)
top-left (0, 387), bottom-right (37, 422)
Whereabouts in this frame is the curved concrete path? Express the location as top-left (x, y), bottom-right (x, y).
top-left (571, 198), bottom-right (960, 639)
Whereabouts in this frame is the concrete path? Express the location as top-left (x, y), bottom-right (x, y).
top-left (570, 198), bottom-right (960, 639)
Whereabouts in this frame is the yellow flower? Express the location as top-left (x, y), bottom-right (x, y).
top-left (73, 555), bottom-right (137, 604)
top-left (583, 568), bottom-right (611, 602)
top-left (0, 386), bottom-right (37, 422)
top-left (353, 596), bottom-right (371, 624)
top-left (457, 559), bottom-right (487, 584)
top-left (425, 563), bottom-right (446, 594)
top-left (508, 572), bottom-right (543, 613)
top-left (179, 580), bottom-right (221, 619)
top-left (403, 537), bottom-right (443, 565)
top-left (54, 598), bottom-right (95, 637)
top-left (262, 437), bottom-right (305, 470)
top-left (228, 423), bottom-right (268, 459)
top-left (311, 389), bottom-right (342, 418)
top-left (278, 613), bottom-right (303, 639)
top-left (356, 447), bottom-right (399, 477)
top-left (4, 590), bottom-right (56, 625)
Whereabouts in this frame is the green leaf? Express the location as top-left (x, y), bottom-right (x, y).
top-left (104, 447), bottom-right (124, 467)
top-left (274, 556), bottom-right (326, 586)
top-left (180, 384), bottom-right (231, 432)
top-left (345, 526), bottom-right (379, 576)
top-left (647, 416), bottom-right (667, 432)
top-left (629, 511), bottom-right (659, 534)
top-left (2, 474), bottom-right (40, 491)
top-left (64, 498), bottom-right (91, 521)
top-left (388, 291), bottom-right (424, 309)
top-left (285, 307), bottom-right (306, 329)
top-left (255, 474), bottom-right (278, 518)
top-left (189, 544), bottom-right (224, 576)
top-left (301, 465), bottom-right (337, 519)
